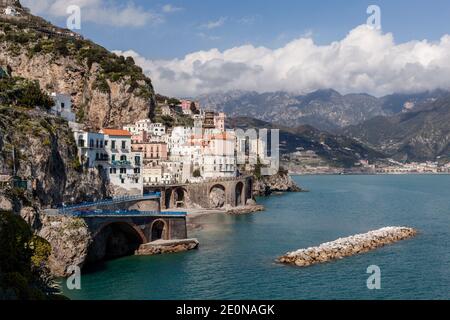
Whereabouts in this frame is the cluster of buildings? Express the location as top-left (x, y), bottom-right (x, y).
top-left (48, 94), bottom-right (271, 197)
top-left (374, 161), bottom-right (450, 174)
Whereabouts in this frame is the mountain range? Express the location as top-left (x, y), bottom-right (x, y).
top-left (198, 89), bottom-right (449, 133)
top-left (344, 93), bottom-right (450, 162)
top-left (227, 117), bottom-right (384, 168)
top-left (201, 89), bottom-right (450, 163)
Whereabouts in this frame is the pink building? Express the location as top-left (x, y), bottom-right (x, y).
top-left (132, 142), bottom-right (168, 162)
top-left (132, 131), bottom-right (149, 144)
top-left (180, 100), bottom-right (199, 112)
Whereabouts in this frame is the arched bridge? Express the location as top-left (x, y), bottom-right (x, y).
top-left (145, 176), bottom-right (254, 210)
top-left (73, 211), bottom-right (187, 263)
top-left (45, 193), bottom-right (190, 263)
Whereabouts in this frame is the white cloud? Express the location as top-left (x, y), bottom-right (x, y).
top-left (201, 17), bottom-right (227, 30)
top-left (115, 25), bottom-right (450, 97)
top-left (162, 4), bottom-right (183, 13)
top-left (21, 0), bottom-right (162, 27)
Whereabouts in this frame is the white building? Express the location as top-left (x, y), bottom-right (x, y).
top-left (72, 130), bottom-right (108, 169)
top-left (142, 165), bottom-right (163, 185)
top-left (101, 129), bottom-right (143, 196)
top-left (202, 132), bottom-right (237, 179)
top-left (124, 119), bottom-right (166, 137)
top-left (50, 93), bottom-right (76, 122)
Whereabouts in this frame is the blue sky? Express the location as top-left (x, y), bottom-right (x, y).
top-left (24, 0), bottom-right (450, 59)
top-left (22, 0), bottom-right (450, 96)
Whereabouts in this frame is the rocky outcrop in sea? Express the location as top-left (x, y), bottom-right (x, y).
top-left (253, 170), bottom-right (302, 196)
top-left (135, 239), bottom-right (199, 256)
top-left (278, 227), bottom-right (417, 267)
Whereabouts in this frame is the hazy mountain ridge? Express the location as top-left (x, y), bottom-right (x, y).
top-left (227, 117), bottom-right (385, 168)
top-left (198, 89), bottom-right (449, 132)
top-left (343, 93), bottom-right (450, 162)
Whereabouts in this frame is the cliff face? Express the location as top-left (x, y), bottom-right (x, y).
top-left (38, 214), bottom-right (91, 277)
top-left (0, 106), bottom-right (107, 207)
top-left (0, 12), bottom-right (156, 130)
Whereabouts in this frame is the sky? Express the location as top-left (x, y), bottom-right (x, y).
top-left (21, 0), bottom-right (450, 97)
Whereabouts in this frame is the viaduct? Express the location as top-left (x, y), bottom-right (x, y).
top-left (144, 176), bottom-right (254, 210)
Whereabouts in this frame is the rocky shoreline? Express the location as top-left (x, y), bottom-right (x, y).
top-left (278, 227), bottom-right (417, 267)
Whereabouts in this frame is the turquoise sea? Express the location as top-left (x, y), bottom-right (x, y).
top-left (63, 175), bottom-right (450, 300)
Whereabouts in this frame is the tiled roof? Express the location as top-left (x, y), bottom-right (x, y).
top-left (101, 129), bottom-right (132, 137)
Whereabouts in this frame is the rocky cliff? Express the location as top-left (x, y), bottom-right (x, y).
top-left (0, 9), bottom-right (156, 130)
top-left (0, 104), bottom-right (107, 207)
top-left (253, 170), bottom-right (302, 196)
top-left (0, 210), bottom-right (62, 300)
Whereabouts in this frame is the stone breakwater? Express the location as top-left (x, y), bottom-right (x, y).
top-left (278, 227), bottom-right (417, 267)
top-left (135, 239), bottom-right (199, 256)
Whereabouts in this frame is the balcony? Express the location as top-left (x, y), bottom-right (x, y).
top-left (112, 160), bottom-right (132, 166)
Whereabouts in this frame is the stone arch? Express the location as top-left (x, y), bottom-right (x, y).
top-left (209, 184), bottom-right (226, 208)
top-left (235, 181), bottom-right (245, 206)
top-left (151, 219), bottom-right (168, 241)
top-left (173, 187), bottom-right (187, 208)
top-left (88, 221), bottom-right (146, 263)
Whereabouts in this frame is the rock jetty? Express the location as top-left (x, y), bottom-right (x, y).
top-left (135, 239), bottom-right (199, 256)
top-left (278, 227), bottom-right (417, 267)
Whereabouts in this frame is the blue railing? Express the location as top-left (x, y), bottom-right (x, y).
top-left (71, 210), bottom-right (187, 217)
top-left (58, 192), bottom-right (162, 212)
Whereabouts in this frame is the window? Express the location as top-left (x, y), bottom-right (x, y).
top-left (61, 102), bottom-right (65, 109)
top-left (105, 140), bottom-right (108, 146)
top-left (111, 140), bottom-right (116, 150)
top-left (120, 155), bottom-right (127, 161)
top-left (121, 178), bottom-right (125, 184)
top-left (111, 155), bottom-right (116, 162)
top-left (122, 141), bottom-right (126, 149)
top-left (110, 168), bottom-right (116, 174)
top-left (89, 139), bottom-right (94, 148)
top-left (120, 168), bottom-right (126, 174)
top-left (135, 156), bottom-right (141, 165)
top-left (134, 168), bottom-right (140, 174)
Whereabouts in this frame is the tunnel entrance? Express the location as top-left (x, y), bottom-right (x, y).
top-left (151, 220), bottom-right (167, 241)
top-left (87, 222), bottom-right (145, 263)
top-left (165, 189), bottom-right (172, 209)
top-left (235, 182), bottom-right (244, 206)
top-left (174, 187), bottom-right (186, 208)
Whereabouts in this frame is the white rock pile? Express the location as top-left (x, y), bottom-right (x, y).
top-left (278, 227), bottom-right (417, 267)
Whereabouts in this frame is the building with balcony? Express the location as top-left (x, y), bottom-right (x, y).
top-left (101, 129), bottom-right (143, 196)
top-left (72, 130), bottom-right (108, 169)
